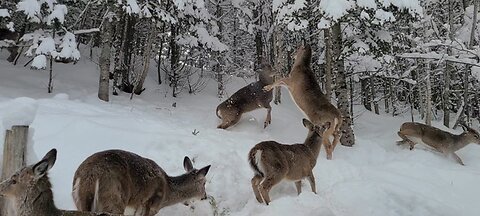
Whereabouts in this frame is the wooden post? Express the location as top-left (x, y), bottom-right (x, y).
top-left (0, 125), bottom-right (29, 216)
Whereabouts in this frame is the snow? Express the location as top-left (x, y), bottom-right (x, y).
top-left (374, 9), bottom-right (396, 25)
top-left (6, 22), bottom-right (14, 31)
top-left (57, 32), bottom-right (80, 61)
top-left (319, 0), bottom-right (354, 21)
top-left (0, 9), bottom-right (9, 17)
top-left (31, 54), bottom-right (47, 69)
top-left (381, 0), bottom-right (423, 16)
top-left (35, 36), bottom-right (56, 55)
top-left (357, 0), bottom-right (377, 10)
top-left (16, 0), bottom-right (41, 21)
top-left (1, 50), bottom-right (480, 216)
top-left (124, 0), bottom-right (141, 14)
top-left (0, 97), bottom-right (38, 129)
top-left (47, 4), bottom-right (68, 25)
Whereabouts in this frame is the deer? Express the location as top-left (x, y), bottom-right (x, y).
top-left (216, 64), bottom-right (274, 129)
top-left (397, 122), bottom-right (480, 165)
top-left (72, 149), bottom-right (211, 216)
top-left (248, 118), bottom-right (330, 205)
top-left (263, 45), bottom-right (342, 160)
top-left (0, 149), bottom-right (119, 216)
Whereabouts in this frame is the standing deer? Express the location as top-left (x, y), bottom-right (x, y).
top-left (216, 64), bottom-right (274, 129)
top-left (397, 122), bottom-right (480, 165)
top-left (0, 149), bottom-right (119, 216)
top-left (72, 150), bottom-right (211, 216)
top-left (248, 118), bottom-right (329, 205)
top-left (263, 45), bottom-right (342, 160)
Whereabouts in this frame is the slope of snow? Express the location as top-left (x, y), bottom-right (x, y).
top-left (0, 51), bottom-right (480, 216)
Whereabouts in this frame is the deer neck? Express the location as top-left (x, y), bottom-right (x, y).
top-left (304, 132), bottom-right (323, 159)
top-left (163, 174), bottom-right (196, 208)
top-left (17, 177), bottom-right (61, 216)
top-left (454, 133), bottom-right (472, 151)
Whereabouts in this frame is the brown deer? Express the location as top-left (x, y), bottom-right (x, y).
top-left (216, 64), bottom-right (274, 129)
top-left (263, 45), bottom-right (342, 160)
top-left (397, 122), bottom-right (480, 165)
top-left (72, 150), bottom-right (211, 216)
top-left (0, 28), bottom-right (20, 62)
top-left (0, 149), bottom-right (119, 216)
top-left (248, 118), bottom-right (330, 205)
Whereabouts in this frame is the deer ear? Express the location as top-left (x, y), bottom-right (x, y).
top-left (302, 118), bottom-right (314, 129)
top-left (198, 165), bottom-right (211, 176)
top-left (183, 156), bottom-right (194, 172)
top-left (33, 149), bottom-right (57, 178)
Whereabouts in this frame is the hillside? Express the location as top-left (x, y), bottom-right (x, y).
top-left (1, 55), bottom-right (480, 216)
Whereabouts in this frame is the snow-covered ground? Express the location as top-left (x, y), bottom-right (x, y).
top-left (0, 53), bottom-right (480, 216)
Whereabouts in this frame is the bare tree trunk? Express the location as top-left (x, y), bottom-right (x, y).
top-left (332, 22), bottom-right (355, 147)
top-left (455, 0), bottom-right (478, 127)
top-left (133, 20), bottom-right (153, 95)
top-left (370, 74), bottom-right (379, 114)
top-left (170, 23), bottom-right (180, 97)
top-left (253, 3), bottom-right (263, 70)
top-left (273, 26), bottom-right (284, 104)
top-left (324, 28), bottom-right (333, 101)
top-left (444, 0), bottom-right (455, 127)
top-left (1, 126), bottom-right (28, 216)
top-left (98, 10), bottom-right (114, 102)
top-left (215, 0), bottom-right (225, 98)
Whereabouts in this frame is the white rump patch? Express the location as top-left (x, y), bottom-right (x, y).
top-left (124, 206), bottom-right (136, 215)
top-left (72, 178), bottom-right (81, 209)
top-left (92, 179), bottom-right (99, 212)
top-left (255, 150), bottom-right (265, 175)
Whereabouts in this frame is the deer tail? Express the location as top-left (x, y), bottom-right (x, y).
top-left (248, 149), bottom-right (264, 177)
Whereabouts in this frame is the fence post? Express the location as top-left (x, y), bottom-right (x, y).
top-left (0, 125), bottom-right (29, 216)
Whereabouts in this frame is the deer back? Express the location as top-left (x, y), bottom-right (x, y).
top-left (73, 150), bottom-right (167, 213)
top-left (217, 65), bottom-right (274, 115)
top-left (249, 119), bottom-right (327, 180)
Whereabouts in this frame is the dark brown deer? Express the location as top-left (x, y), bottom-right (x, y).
top-left (216, 64), bottom-right (274, 129)
top-left (72, 150), bottom-right (211, 216)
top-left (263, 45), bottom-right (342, 160)
top-left (397, 122), bottom-right (480, 165)
top-left (248, 119), bottom-right (330, 205)
top-left (0, 28), bottom-right (20, 62)
top-left (0, 149), bottom-right (120, 216)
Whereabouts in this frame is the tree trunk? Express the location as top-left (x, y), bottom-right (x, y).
top-left (133, 20), bottom-right (153, 95)
top-left (98, 10), bottom-right (114, 102)
top-left (215, 0), bottom-right (224, 98)
top-left (324, 28), bottom-right (333, 102)
top-left (170, 23), bottom-right (180, 97)
top-left (253, 4), bottom-right (263, 70)
top-left (370, 74), bottom-right (379, 114)
top-left (332, 22), bottom-right (355, 147)
top-left (1, 126), bottom-right (28, 216)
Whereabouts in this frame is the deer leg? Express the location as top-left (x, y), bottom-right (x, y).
top-left (263, 77), bottom-right (290, 91)
top-left (397, 131), bottom-right (415, 150)
top-left (251, 175), bottom-right (264, 203)
top-left (295, 181), bottom-right (302, 195)
top-left (259, 174), bottom-right (283, 205)
top-left (264, 105), bottom-right (272, 128)
top-left (449, 152), bottom-right (465, 166)
top-left (307, 171), bottom-right (317, 194)
top-left (322, 127), bottom-right (336, 160)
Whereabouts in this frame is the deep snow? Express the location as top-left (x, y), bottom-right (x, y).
top-left (0, 51), bottom-right (479, 216)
